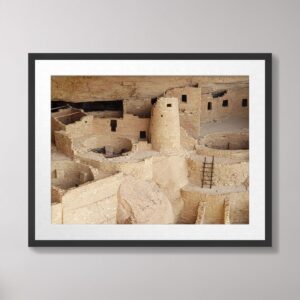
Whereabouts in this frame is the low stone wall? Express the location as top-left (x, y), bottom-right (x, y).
top-left (133, 141), bottom-right (152, 152)
top-left (77, 155), bottom-right (154, 181)
top-left (196, 131), bottom-right (249, 160)
top-left (54, 131), bottom-right (74, 158)
top-left (180, 184), bottom-right (248, 224)
top-left (81, 135), bottom-right (132, 155)
top-left (51, 186), bottom-right (65, 203)
top-left (52, 160), bottom-right (94, 189)
top-left (187, 154), bottom-right (248, 187)
top-left (51, 172), bottom-right (123, 224)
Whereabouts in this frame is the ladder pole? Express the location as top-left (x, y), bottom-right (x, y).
top-left (210, 156), bottom-right (214, 189)
top-left (201, 157), bottom-right (206, 188)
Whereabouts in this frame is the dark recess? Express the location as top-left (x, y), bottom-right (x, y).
top-left (51, 100), bottom-right (123, 112)
top-left (139, 131), bottom-right (147, 139)
top-left (242, 99), bottom-right (248, 107)
top-left (151, 97), bottom-right (158, 105)
top-left (222, 100), bottom-right (229, 107)
top-left (212, 90), bottom-right (227, 98)
top-left (110, 120), bottom-right (117, 132)
top-left (181, 95), bottom-right (187, 102)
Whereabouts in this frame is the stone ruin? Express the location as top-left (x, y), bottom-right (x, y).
top-left (51, 76), bottom-right (249, 224)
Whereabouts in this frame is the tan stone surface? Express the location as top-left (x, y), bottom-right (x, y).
top-left (150, 97), bottom-right (181, 152)
top-left (180, 184), bottom-right (248, 224)
top-left (117, 176), bottom-right (175, 224)
top-left (51, 202), bottom-right (63, 224)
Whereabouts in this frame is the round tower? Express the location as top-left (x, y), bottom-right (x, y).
top-left (150, 97), bottom-right (181, 152)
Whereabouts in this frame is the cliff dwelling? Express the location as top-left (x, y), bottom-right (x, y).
top-left (51, 76), bottom-right (249, 225)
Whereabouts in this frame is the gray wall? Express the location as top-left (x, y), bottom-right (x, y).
top-left (0, 0), bottom-right (299, 299)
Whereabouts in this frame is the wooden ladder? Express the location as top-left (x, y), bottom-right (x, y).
top-left (201, 156), bottom-right (214, 189)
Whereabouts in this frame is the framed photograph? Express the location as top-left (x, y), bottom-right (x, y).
top-left (28, 53), bottom-right (272, 247)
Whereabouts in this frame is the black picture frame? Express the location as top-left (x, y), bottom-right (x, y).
top-left (28, 53), bottom-right (272, 247)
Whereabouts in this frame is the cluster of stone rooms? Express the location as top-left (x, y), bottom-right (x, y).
top-left (51, 76), bottom-right (249, 224)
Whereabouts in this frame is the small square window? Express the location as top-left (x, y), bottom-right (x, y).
top-left (181, 95), bottom-right (187, 102)
top-left (167, 104), bottom-right (172, 107)
top-left (207, 102), bottom-right (212, 110)
top-left (242, 99), bottom-right (248, 107)
top-left (140, 131), bottom-right (147, 139)
top-left (222, 100), bottom-right (228, 107)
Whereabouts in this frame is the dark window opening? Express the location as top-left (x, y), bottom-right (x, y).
top-left (51, 100), bottom-right (123, 112)
top-left (181, 95), bottom-right (187, 102)
top-left (151, 97), bottom-right (157, 105)
top-left (161, 114), bottom-right (163, 117)
top-left (139, 131), bottom-right (147, 139)
top-left (222, 100), bottom-right (228, 107)
top-left (167, 104), bottom-right (172, 107)
top-left (242, 99), bottom-right (248, 107)
top-left (212, 89), bottom-right (227, 98)
top-left (110, 120), bottom-right (117, 132)
top-left (207, 102), bottom-right (212, 110)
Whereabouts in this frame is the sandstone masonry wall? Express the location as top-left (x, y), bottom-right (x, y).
top-left (150, 97), bottom-right (181, 152)
top-left (59, 172), bottom-right (123, 224)
top-left (165, 87), bottom-right (201, 138)
top-left (201, 85), bottom-right (249, 123)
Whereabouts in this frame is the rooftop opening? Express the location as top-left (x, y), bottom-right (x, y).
top-left (242, 99), bottom-right (248, 107)
top-left (181, 95), bottom-right (187, 102)
top-left (212, 89), bottom-right (227, 98)
top-left (222, 100), bottom-right (228, 107)
top-left (207, 102), bottom-right (212, 110)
